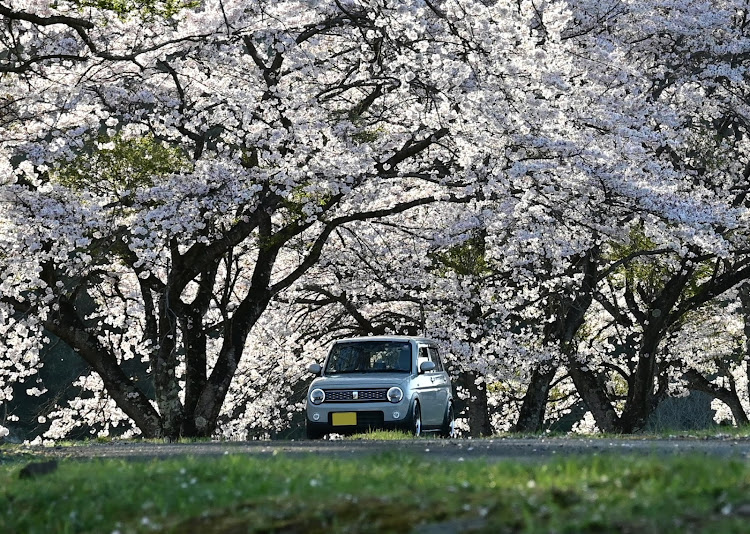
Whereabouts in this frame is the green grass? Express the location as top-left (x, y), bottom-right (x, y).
top-left (3, 448), bottom-right (750, 533)
top-left (488, 424), bottom-right (750, 441)
top-left (348, 429), bottom-right (416, 440)
top-left (654, 425), bottom-right (750, 439)
top-left (345, 426), bottom-right (750, 442)
top-left (43, 436), bottom-right (215, 447)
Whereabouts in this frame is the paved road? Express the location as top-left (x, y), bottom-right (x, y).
top-left (27, 436), bottom-right (750, 462)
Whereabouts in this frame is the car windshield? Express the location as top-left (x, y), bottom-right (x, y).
top-left (324, 341), bottom-right (412, 374)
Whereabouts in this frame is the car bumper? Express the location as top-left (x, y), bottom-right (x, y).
top-left (305, 417), bottom-right (414, 436)
top-left (306, 402), bottom-right (412, 434)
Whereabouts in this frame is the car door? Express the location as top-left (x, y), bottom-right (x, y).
top-left (413, 345), bottom-right (440, 424)
top-left (428, 346), bottom-right (451, 421)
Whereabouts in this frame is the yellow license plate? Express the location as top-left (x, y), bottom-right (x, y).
top-left (332, 412), bottom-right (357, 426)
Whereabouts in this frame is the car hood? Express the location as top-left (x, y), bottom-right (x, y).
top-left (311, 373), bottom-right (411, 389)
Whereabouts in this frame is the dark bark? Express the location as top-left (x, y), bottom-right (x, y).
top-left (605, 255), bottom-right (750, 433)
top-left (568, 363), bottom-right (619, 432)
top-left (617, 336), bottom-right (660, 433)
top-left (683, 369), bottom-right (749, 426)
top-left (191, 291), bottom-right (271, 436)
top-left (558, 244), bottom-right (621, 431)
top-left (43, 300), bottom-right (163, 438)
top-left (617, 263), bottom-right (694, 433)
top-left (30, 261), bottom-right (164, 438)
top-left (180, 259), bottom-right (219, 437)
top-left (513, 365), bottom-right (556, 432)
top-left (153, 283), bottom-right (184, 440)
top-left (189, 213), bottom-right (279, 436)
top-left (741, 283), bottom-right (750, 412)
top-left (456, 370), bottom-right (491, 437)
top-left (513, 244), bottom-right (602, 432)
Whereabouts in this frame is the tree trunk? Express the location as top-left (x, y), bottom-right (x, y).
top-left (544, 244), bottom-right (608, 431)
top-left (568, 363), bottom-right (619, 432)
top-left (740, 283), bottom-right (750, 416)
top-left (617, 265), bottom-right (694, 433)
top-left (457, 370), bottom-right (491, 437)
top-left (181, 321), bottom-right (208, 437)
top-left (513, 365), bottom-right (556, 432)
top-left (44, 305), bottom-right (164, 438)
top-left (617, 337), bottom-right (660, 433)
top-left (180, 261), bottom-right (218, 437)
top-left (154, 289), bottom-right (184, 441)
top-left (683, 368), bottom-right (749, 426)
top-left (190, 282), bottom-right (275, 436)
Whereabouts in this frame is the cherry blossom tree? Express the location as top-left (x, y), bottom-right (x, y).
top-left (0, 0), bottom-right (484, 439)
top-left (560, 0), bottom-right (750, 433)
top-left (3, 0), bottom-right (750, 441)
top-left (659, 289), bottom-right (749, 427)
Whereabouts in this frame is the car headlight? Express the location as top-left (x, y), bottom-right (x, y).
top-left (387, 387), bottom-right (404, 403)
top-left (309, 388), bottom-right (325, 405)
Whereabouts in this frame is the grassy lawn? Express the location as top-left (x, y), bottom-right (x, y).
top-left (2, 442), bottom-right (750, 533)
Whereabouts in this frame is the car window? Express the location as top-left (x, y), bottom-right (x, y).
top-left (428, 347), bottom-right (444, 371)
top-left (418, 345), bottom-right (443, 372)
top-left (325, 341), bottom-right (412, 374)
top-left (418, 346), bottom-right (430, 370)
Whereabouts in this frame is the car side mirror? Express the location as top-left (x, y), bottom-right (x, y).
top-left (419, 361), bottom-right (436, 373)
top-left (308, 363), bottom-right (322, 376)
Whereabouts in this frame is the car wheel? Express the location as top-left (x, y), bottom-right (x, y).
top-left (306, 424), bottom-right (324, 440)
top-left (440, 403), bottom-right (455, 438)
top-left (411, 401), bottom-right (422, 437)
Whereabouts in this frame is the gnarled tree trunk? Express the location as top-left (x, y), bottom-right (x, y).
top-left (513, 365), bottom-right (557, 432)
top-left (457, 370), bottom-right (491, 437)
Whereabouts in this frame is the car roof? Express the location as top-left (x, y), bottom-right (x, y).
top-left (332, 335), bottom-right (438, 345)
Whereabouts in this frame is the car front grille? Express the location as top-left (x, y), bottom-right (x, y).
top-left (323, 388), bottom-right (388, 402)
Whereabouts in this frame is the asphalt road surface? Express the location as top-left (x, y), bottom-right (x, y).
top-left (27, 436), bottom-right (750, 462)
